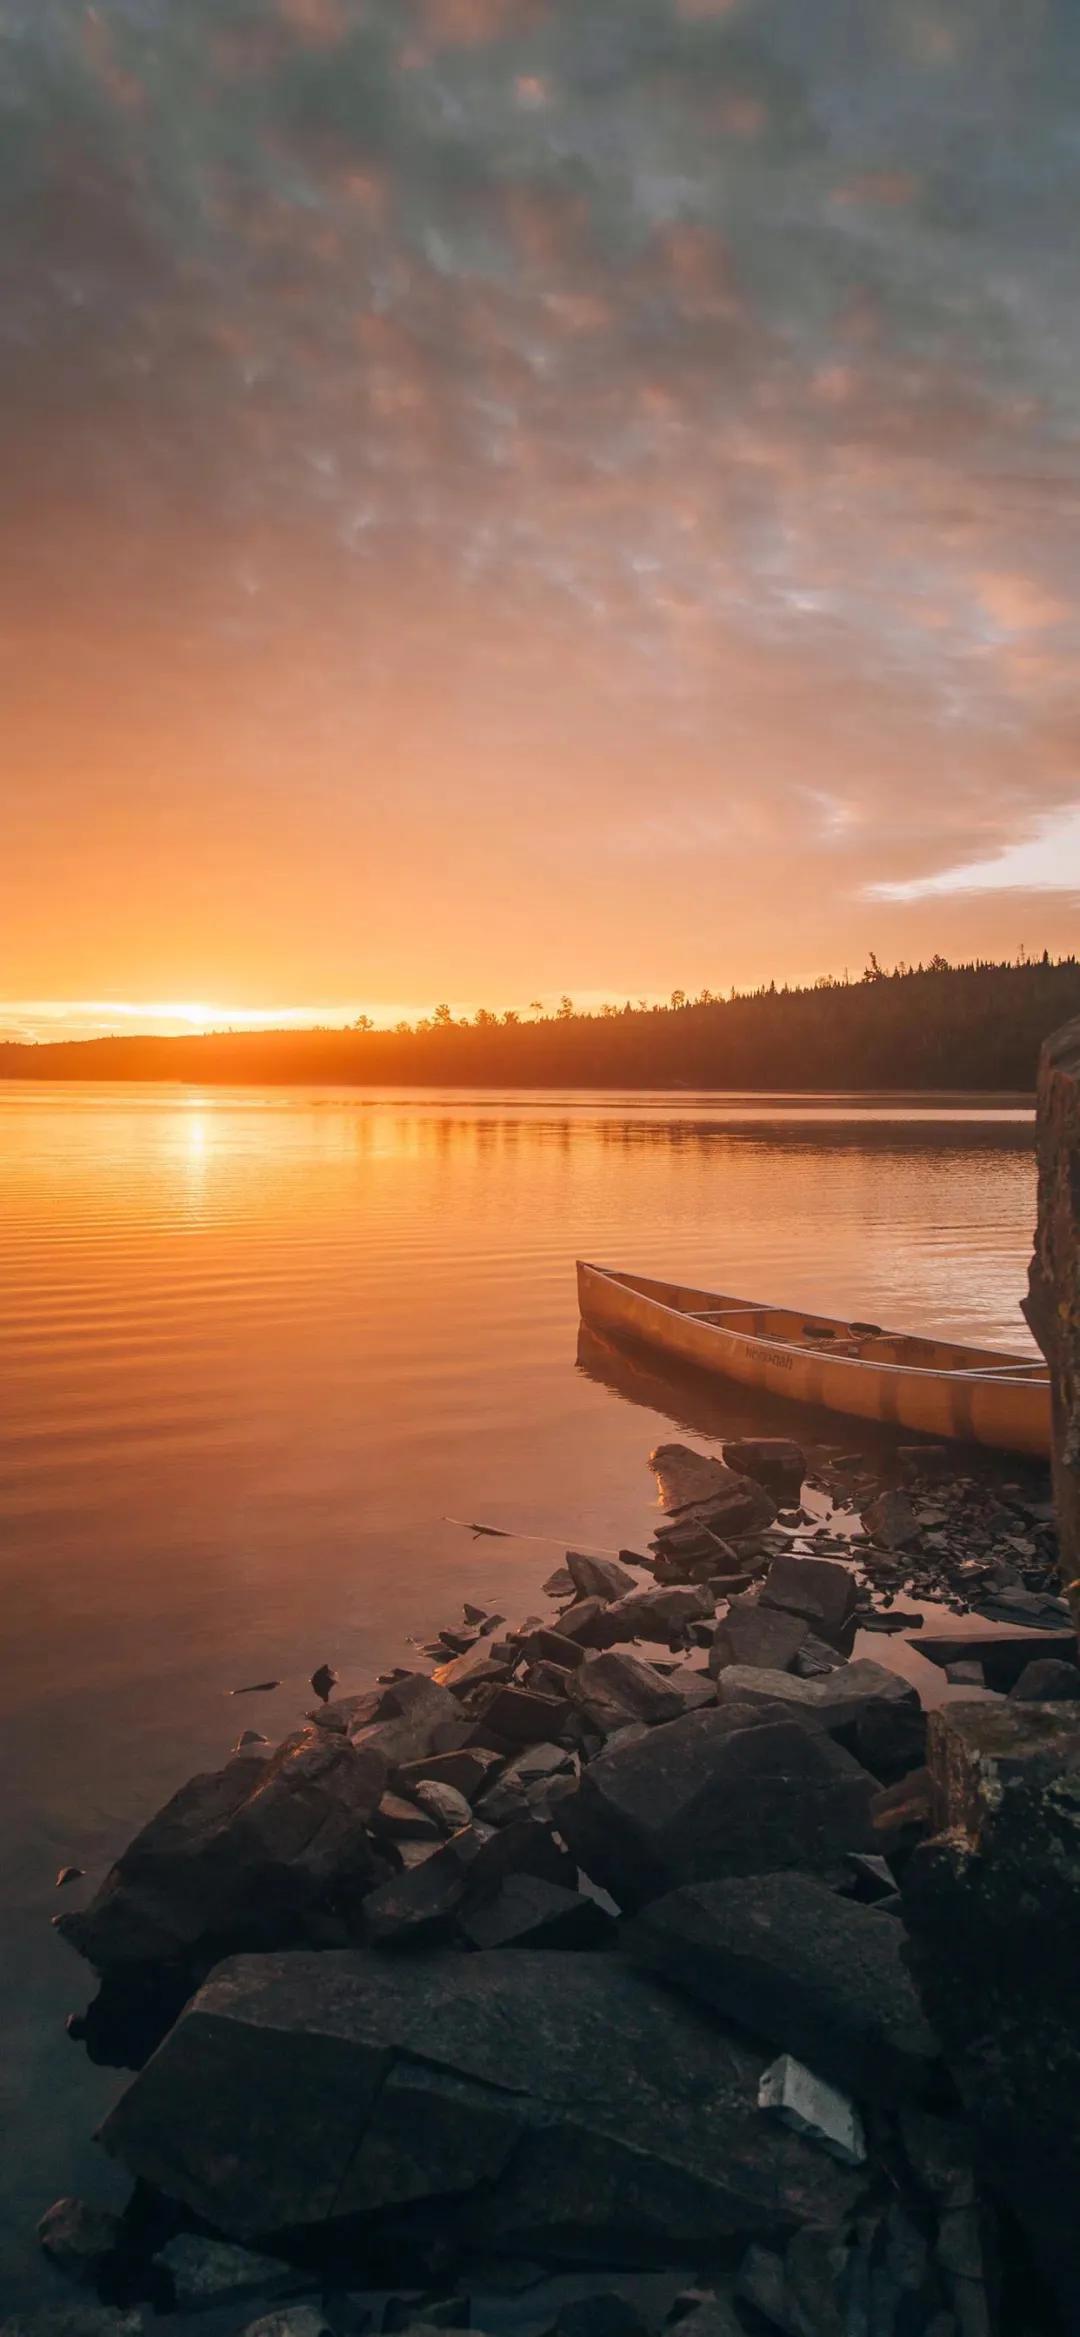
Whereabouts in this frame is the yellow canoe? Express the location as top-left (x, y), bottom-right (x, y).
top-left (577, 1261), bottom-right (1051, 1460)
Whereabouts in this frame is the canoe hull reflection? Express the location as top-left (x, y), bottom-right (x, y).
top-left (577, 1261), bottom-right (1051, 1459)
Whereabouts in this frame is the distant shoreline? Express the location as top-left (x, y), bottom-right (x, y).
top-left (2, 957), bottom-right (1077, 1092)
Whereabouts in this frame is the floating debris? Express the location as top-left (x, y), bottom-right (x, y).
top-left (55, 1865), bottom-right (84, 1890)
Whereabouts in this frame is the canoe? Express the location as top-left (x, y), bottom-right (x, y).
top-left (577, 1261), bottom-right (1051, 1459)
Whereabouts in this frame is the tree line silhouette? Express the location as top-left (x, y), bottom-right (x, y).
top-left (3, 953), bottom-right (1078, 1091)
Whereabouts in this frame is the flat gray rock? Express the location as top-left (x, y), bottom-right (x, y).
top-left (708, 1602), bottom-right (808, 1678)
top-left (100, 1950), bottom-right (862, 2254)
top-left (714, 1659), bottom-right (917, 1735)
top-left (625, 1871), bottom-right (939, 2101)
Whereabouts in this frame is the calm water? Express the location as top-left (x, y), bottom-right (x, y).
top-left (0, 1081), bottom-right (1040, 2303)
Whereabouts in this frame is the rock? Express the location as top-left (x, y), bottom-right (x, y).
top-left (55, 1728), bottom-right (386, 1976)
top-left (0, 2315), bottom-right (143, 2337)
top-left (525, 1661), bottom-right (576, 1700)
top-left (37, 2199), bottom-right (124, 2286)
top-left (566, 1551), bottom-right (641, 1602)
top-left (792, 1634), bottom-right (845, 1678)
top-left (659, 2304), bottom-right (745, 2337)
top-left (433, 1641), bottom-right (515, 1695)
top-left (476, 1743), bottom-right (575, 1825)
top-left (331, 1675), bottom-right (472, 1766)
top-left (394, 1750), bottom-right (503, 1800)
top-left (903, 1699), bottom-right (1080, 2320)
top-left (650, 1444), bottom-right (777, 1537)
top-left (944, 1661), bottom-right (985, 1687)
top-left (603, 1585), bottom-right (714, 1645)
top-left (542, 1566), bottom-right (575, 1598)
top-left (240, 2312), bottom-right (333, 2337)
top-left (850, 1695), bottom-right (928, 1785)
top-left (566, 1651), bottom-right (714, 1735)
top-left (870, 1767), bottom-right (933, 1858)
top-left (101, 1948), bottom-right (862, 2250)
top-left (758, 2056), bottom-right (866, 2166)
top-left (722, 1438), bottom-right (806, 1497)
top-left (708, 1601), bottom-right (808, 1677)
top-left (554, 1598), bottom-right (618, 1649)
top-left (734, 2244), bottom-right (791, 2331)
top-left (861, 1490), bottom-right (921, 1550)
top-left (156, 2230), bottom-right (301, 2308)
top-left (518, 1626), bottom-right (589, 1669)
top-left (759, 1555), bottom-right (857, 1646)
top-left (414, 1781), bottom-right (474, 1835)
top-left (546, 2298), bottom-right (649, 2337)
top-left (373, 1793), bottom-right (441, 1842)
top-left (460, 1875), bottom-right (613, 1950)
top-left (362, 1819), bottom-right (573, 1947)
top-left (382, 2302), bottom-right (471, 2333)
top-left (625, 1871), bottom-right (939, 2101)
top-left (1008, 1658), bottom-right (1080, 1701)
top-left (972, 1586), bottom-right (1071, 1628)
top-left (56, 1866), bottom-right (86, 1888)
top-left (472, 1685), bottom-right (570, 1746)
top-left (559, 1706), bottom-right (876, 1909)
top-left (714, 1658), bottom-right (918, 1741)
top-left (908, 1629), bottom-right (1077, 1692)
top-left (1024, 1013), bottom-right (1080, 1632)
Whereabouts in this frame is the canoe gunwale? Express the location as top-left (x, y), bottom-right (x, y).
top-left (578, 1262), bottom-right (1046, 1389)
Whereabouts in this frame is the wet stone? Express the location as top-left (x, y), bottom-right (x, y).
top-left (1008, 1657), bottom-right (1080, 1701)
top-left (708, 1601), bottom-right (808, 1678)
top-left (156, 2231), bottom-right (301, 2309)
top-left (565, 1551), bottom-right (641, 1603)
top-left (759, 1554), bottom-right (857, 1647)
top-left (459, 1875), bottom-right (613, 1950)
top-left (37, 2198), bottom-right (125, 2286)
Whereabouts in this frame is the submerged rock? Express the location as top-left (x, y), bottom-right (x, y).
top-left (559, 1705), bottom-right (876, 1909)
top-left (625, 1871), bottom-right (938, 2101)
top-left (100, 1949), bottom-right (862, 2252)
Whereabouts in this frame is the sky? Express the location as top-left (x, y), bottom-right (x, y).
top-left (3, 0), bottom-right (1080, 1042)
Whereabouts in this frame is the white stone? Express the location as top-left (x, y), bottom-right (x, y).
top-left (757, 2054), bottom-right (866, 2165)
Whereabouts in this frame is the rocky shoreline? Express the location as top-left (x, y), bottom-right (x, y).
top-left (14, 1428), bottom-right (1080, 2337)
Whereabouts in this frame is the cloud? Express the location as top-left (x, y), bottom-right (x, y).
top-left (3, 0), bottom-right (1080, 1004)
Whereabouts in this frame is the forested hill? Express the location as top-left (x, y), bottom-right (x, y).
top-left (4, 957), bottom-right (1080, 1092)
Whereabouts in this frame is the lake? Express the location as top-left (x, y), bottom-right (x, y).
top-left (0, 1080), bottom-right (1041, 2304)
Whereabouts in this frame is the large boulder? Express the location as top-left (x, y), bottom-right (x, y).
top-left (100, 1950), bottom-right (862, 2253)
top-left (1024, 1013), bottom-right (1080, 1630)
top-left (55, 1730), bottom-right (387, 1977)
top-left (558, 1705), bottom-right (876, 1909)
top-left (625, 1872), bottom-right (939, 2103)
top-left (903, 1699), bottom-right (1080, 2320)
top-left (649, 1444), bottom-right (777, 1537)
